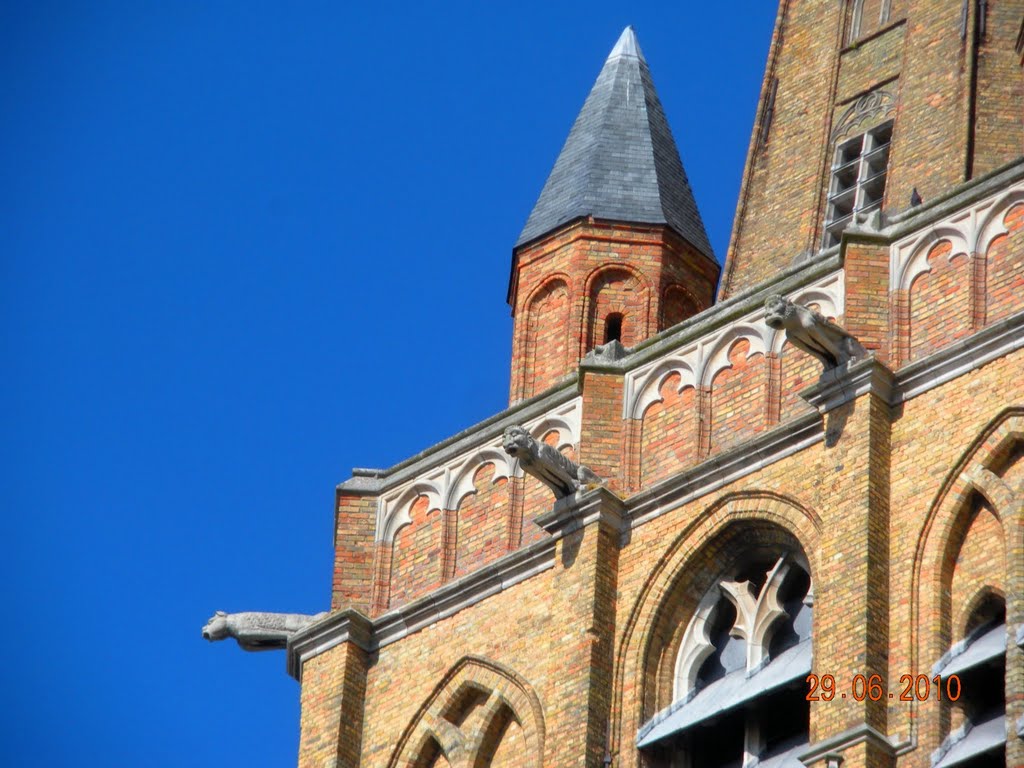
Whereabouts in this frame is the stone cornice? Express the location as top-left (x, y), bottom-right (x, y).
top-left (286, 609), bottom-right (373, 681)
top-left (336, 381), bottom-right (578, 496)
top-left (803, 310), bottom-right (1024, 413)
top-left (372, 537), bottom-right (556, 649)
top-left (894, 311), bottom-right (1024, 405)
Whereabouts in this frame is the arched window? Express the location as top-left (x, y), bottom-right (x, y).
top-left (638, 551), bottom-right (812, 767)
top-left (931, 594), bottom-right (1006, 768)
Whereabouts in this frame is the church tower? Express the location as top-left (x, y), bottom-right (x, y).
top-left (721, 0), bottom-right (1024, 299)
top-left (507, 27), bottom-right (720, 403)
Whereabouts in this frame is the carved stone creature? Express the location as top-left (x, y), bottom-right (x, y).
top-left (502, 425), bottom-right (602, 499)
top-left (202, 610), bottom-right (327, 651)
top-left (763, 295), bottom-right (866, 370)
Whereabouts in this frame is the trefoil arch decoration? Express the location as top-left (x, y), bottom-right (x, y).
top-left (375, 398), bottom-right (583, 544)
top-left (890, 179), bottom-right (1024, 293)
top-left (608, 492), bottom-right (822, 765)
top-left (622, 271), bottom-right (844, 420)
top-left (672, 553), bottom-right (811, 701)
top-left (634, 523), bottom-right (814, 764)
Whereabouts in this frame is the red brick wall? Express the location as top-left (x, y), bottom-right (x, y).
top-left (389, 495), bottom-right (443, 610)
top-left (986, 203), bottom-right (1024, 323)
top-left (778, 342), bottom-right (820, 423)
top-left (333, 493), bottom-right (377, 613)
top-left (639, 374), bottom-right (698, 487)
top-left (509, 221), bottom-right (718, 403)
top-left (579, 371), bottom-right (626, 492)
top-left (908, 241), bottom-right (973, 360)
top-left (971, 0), bottom-right (1024, 177)
top-left (709, 339), bottom-right (768, 454)
top-left (584, 267), bottom-right (648, 350)
top-left (659, 284), bottom-right (701, 330)
top-left (521, 277), bottom-right (572, 398)
top-left (454, 468), bottom-right (511, 579)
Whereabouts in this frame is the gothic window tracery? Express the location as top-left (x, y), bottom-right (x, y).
top-left (638, 550), bottom-right (812, 767)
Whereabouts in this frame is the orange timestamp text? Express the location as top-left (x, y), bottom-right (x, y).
top-left (806, 673), bottom-right (962, 702)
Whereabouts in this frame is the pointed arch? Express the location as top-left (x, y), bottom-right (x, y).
top-left (909, 408), bottom-right (1024, 756)
top-left (609, 491), bottom-right (822, 762)
top-left (388, 656), bottom-right (545, 768)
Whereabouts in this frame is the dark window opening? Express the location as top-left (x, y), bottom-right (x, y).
top-left (604, 313), bottom-right (623, 344)
top-left (687, 709), bottom-right (745, 768)
top-left (935, 595), bottom-right (1007, 768)
top-left (695, 600), bottom-right (741, 687)
top-left (964, 594), bottom-right (1004, 638)
top-left (758, 685), bottom-right (810, 758)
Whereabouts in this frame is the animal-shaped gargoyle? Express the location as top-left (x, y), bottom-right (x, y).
top-left (763, 295), bottom-right (867, 370)
top-left (202, 610), bottom-right (327, 651)
top-left (502, 425), bottom-right (602, 500)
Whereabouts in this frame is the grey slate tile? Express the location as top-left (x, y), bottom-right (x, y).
top-left (516, 26), bottom-right (714, 261)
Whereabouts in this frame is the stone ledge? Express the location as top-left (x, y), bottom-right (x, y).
top-left (535, 486), bottom-right (628, 540)
top-left (799, 309), bottom-right (1024, 414)
top-left (336, 381), bottom-right (578, 495)
top-left (801, 357), bottom-right (896, 414)
top-left (286, 609), bottom-right (373, 682)
top-left (286, 538), bottom-right (558, 680)
top-left (798, 724), bottom-right (900, 766)
top-left (895, 311), bottom-right (1024, 405)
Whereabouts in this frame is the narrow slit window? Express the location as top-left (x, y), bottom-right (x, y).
top-left (604, 313), bottom-right (623, 344)
top-left (823, 120), bottom-right (893, 249)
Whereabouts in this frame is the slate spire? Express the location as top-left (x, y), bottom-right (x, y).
top-left (516, 26), bottom-right (714, 259)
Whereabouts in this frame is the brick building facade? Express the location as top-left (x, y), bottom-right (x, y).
top-left (282, 4), bottom-right (1024, 766)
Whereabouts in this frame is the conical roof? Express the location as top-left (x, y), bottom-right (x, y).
top-left (516, 27), bottom-right (713, 259)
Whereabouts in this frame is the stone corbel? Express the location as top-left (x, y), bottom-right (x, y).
top-left (800, 356), bottom-right (896, 414)
top-left (534, 486), bottom-right (628, 543)
top-left (286, 609), bottom-right (373, 682)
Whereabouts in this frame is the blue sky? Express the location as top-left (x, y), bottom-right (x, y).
top-left (2, 3), bottom-right (776, 765)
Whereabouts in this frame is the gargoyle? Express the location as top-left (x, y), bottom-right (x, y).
top-left (502, 425), bottom-right (602, 500)
top-left (763, 295), bottom-right (867, 370)
top-left (202, 610), bottom-right (327, 651)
